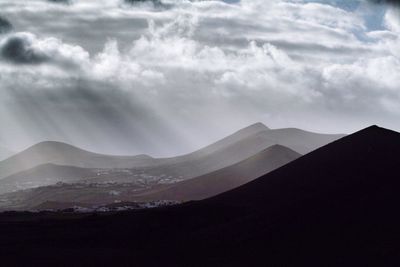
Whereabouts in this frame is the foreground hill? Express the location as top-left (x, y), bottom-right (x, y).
top-left (0, 125), bottom-right (398, 266)
top-left (0, 145), bottom-right (300, 210)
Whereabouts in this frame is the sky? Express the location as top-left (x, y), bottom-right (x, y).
top-left (0, 0), bottom-right (399, 156)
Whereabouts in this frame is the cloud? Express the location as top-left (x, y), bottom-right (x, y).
top-left (384, 5), bottom-right (400, 31)
top-left (0, 32), bottom-right (89, 66)
top-left (48, 0), bottom-right (72, 4)
top-left (368, 0), bottom-right (400, 6)
top-left (0, 33), bottom-right (49, 64)
top-left (124, 0), bottom-right (169, 9)
top-left (0, 0), bottom-right (399, 155)
top-left (0, 17), bottom-right (12, 34)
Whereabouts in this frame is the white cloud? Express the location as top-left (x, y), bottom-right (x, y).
top-left (384, 6), bottom-right (400, 32)
top-left (0, 0), bottom-right (399, 155)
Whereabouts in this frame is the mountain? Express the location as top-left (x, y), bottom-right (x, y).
top-left (0, 123), bottom-right (275, 189)
top-left (0, 126), bottom-right (398, 266)
top-left (0, 123), bottom-right (342, 183)
top-left (136, 145), bottom-right (301, 202)
top-left (163, 122), bottom-right (343, 165)
top-left (0, 145), bottom-right (300, 210)
top-left (0, 123), bottom-right (271, 179)
top-left (0, 141), bottom-right (153, 179)
top-left (207, 125), bottom-right (400, 209)
top-left (258, 126), bottom-right (345, 154)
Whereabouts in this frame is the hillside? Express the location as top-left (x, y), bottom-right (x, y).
top-left (0, 126), bottom-right (398, 266)
top-left (136, 145), bottom-right (300, 201)
top-left (0, 123), bottom-right (342, 187)
top-left (0, 145), bottom-right (300, 210)
top-left (0, 141), bottom-right (153, 179)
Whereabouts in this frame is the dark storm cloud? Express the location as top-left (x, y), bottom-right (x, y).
top-left (48, 0), bottom-right (72, 4)
top-left (369, 0), bottom-right (400, 6)
top-left (124, 0), bottom-right (172, 10)
top-left (0, 35), bottom-right (49, 64)
top-left (125, 0), bottom-right (161, 3)
top-left (0, 17), bottom-right (12, 34)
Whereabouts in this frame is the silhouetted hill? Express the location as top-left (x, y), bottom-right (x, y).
top-left (207, 125), bottom-right (400, 209)
top-left (0, 126), bottom-right (398, 266)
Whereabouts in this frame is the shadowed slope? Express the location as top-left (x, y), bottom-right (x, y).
top-left (207, 125), bottom-right (400, 210)
top-left (0, 126), bottom-right (397, 266)
top-left (138, 145), bottom-right (300, 201)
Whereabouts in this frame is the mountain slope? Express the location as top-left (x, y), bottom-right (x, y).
top-left (260, 127), bottom-right (345, 154)
top-left (0, 145), bottom-right (300, 209)
top-left (0, 123), bottom-right (342, 182)
top-left (0, 126), bottom-right (398, 266)
top-left (0, 164), bottom-right (99, 195)
top-left (137, 145), bottom-right (300, 201)
top-left (207, 125), bottom-right (400, 209)
top-left (0, 123), bottom-right (274, 188)
top-left (0, 141), bottom-right (152, 179)
top-left (0, 123), bottom-right (270, 179)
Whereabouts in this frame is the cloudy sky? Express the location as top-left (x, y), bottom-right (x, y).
top-left (0, 0), bottom-right (399, 156)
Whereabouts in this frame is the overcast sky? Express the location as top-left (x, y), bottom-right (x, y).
top-left (0, 0), bottom-right (399, 156)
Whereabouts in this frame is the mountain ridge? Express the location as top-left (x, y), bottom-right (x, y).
top-left (0, 123), bottom-right (343, 179)
top-left (0, 144), bottom-right (300, 210)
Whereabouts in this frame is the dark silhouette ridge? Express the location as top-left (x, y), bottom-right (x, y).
top-left (206, 125), bottom-right (392, 209)
top-left (0, 125), bottom-right (398, 266)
